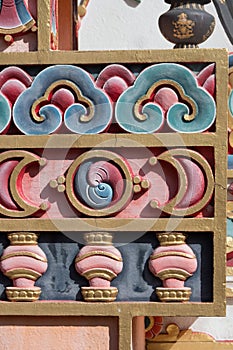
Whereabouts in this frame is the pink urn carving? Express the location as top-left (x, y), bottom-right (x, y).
top-left (149, 232), bottom-right (197, 302)
top-left (75, 232), bottom-right (123, 302)
top-left (0, 232), bottom-right (48, 301)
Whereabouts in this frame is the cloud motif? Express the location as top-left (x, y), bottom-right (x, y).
top-left (115, 63), bottom-right (216, 133)
top-left (229, 90), bottom-right (233, 119)
top-left (13, 65), bottom-right (112, 135)
top-left (0, 92), bottom-right (11, 133)
top-left (74, 161), bottom-right (114, 209)
top-left (0, 67), bottom-right (32, 134)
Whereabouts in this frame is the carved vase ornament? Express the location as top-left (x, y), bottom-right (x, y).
top-left (159, 0), bottom-right (215, 48)
top-left (0, 232), bottom-right (48, 301)
top-left (75, 232), bottom-right (123, 302)
top-left (149, 232), bottom-right (197, 301)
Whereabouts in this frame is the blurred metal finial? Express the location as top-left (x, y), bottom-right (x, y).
top-left (78, 0), bottom-right (90, 18)
top-left (212, 0), bottom-right (233, 44)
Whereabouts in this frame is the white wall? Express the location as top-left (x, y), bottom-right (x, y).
top-left (79, 0), bottom-right (233, 51)
top-left (163, 301), bottom-right (233, 340)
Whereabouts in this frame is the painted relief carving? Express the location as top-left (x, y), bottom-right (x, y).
top-left (0, 63), bottom-right (215, 135)
top-left (149, 233), bottom-right (197, 302)
top-left (96, 64), bottom-right (135, 103)
top-left (115, 63), bottom-right (216, 133)
top-left (0, 66), bottom-right (32, 101)
top-left (227, 53), bottom-right (233, 151)
top-left (0, 229), bottom-right (213, 303)
top-left (0, 147), bottom-right (213, 219)
top-left (0, 50), bottom-right (226, 318)
top-left (0, 0), bottom-right (36, 43)
top-left (196, 63), bottom-right (215, 96)
top-left (226, 53), bottom-right (233, 296)
top-left (0, 232), bottom-right (48, 301)
top-left (75, 232), bottom-right (123, 302)
top-left (148, 323), bottom-right (181, 344)
top-left (0, 150), bottom-right (47, 217)
top-left (226, 53), bottom-right (233, 237)
top-left (149, 148), bottom-right (214, 217)
top-left (46, 146), bottom-right (213, 219)
top-left (147, 323), bottom-right (216, 349)
top-left (0, 0), bottom-right (227, 344)
top-left (0, 66), bottom-right (32, 133)
top-left (145, 316), bottom-right (163, 340)
top-left (13, 65), bottom-right (112, 135)
top-left (65, 150), bottom-right (134, 217)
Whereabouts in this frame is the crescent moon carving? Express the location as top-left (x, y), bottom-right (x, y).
top-left (151, 149), bottom-right (214, 216)
top-left (0, 150), bottom-right (48, 217)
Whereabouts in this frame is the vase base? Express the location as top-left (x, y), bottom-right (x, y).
top-left (81, 287), bottom-right (118, 302)
top-left (156, 287), bottom-right (192, 302)
top-left (6, 287), bottom-right (41, 302)
top-left (174, 44), bottom-right (198, 49)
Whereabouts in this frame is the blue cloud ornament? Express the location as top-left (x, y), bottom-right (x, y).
top-left (13, 65), bottom-right (112, 135)
top-left (0, 92), bottom-right (11, 133)
top-left (115, 63), bottom-right (216, 134)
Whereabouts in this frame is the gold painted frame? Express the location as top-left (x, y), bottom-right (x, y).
top-left (0, 4), bottom-right (226, 350)
top-left (0, 47), bottom-right (228, 350)
top-left (0, 48), bottom-right (227, 311)
top-left (147, 324), bottom-right (233, 350)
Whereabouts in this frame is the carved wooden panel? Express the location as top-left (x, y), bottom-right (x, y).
top-left (0, 63), bottom-right (216, 135)
top-left (0, 0), bottom-right (37, 51)
top-left (0, 0), bottom-right (71, 52)
top-left (147, 323), bottom-right (233, 350)
top-left (0, 49), bottom-right (227, 350)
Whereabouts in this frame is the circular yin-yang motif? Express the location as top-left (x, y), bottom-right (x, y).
top-left (65, 150), bottom-right (133, 217)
